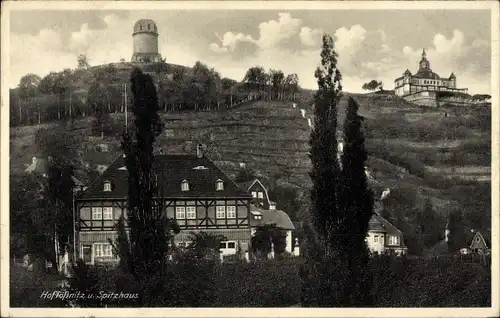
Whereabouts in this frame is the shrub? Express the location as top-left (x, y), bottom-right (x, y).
top-left (10, 262), bottom-right (67, 307)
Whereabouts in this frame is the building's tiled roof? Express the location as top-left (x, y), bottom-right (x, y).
top-left (81, 151), bottom-right (117, 166)
top-left (413, 69), bottom-right (441, 79)
top-left (469, 231), bottom-right (491, 249)
top-left (79, 154), bottom-right (252, 200)
top-left (368, 213), bottom-right (403, 236)
top-left (249, 205), bottom-right (295, 230)
top-left (236, 180), bottom-right (255, 192)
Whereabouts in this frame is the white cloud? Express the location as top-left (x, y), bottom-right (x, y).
top-left (256, 12), bottom-right (302, 49)
top-left (10, 28), bottom-right (77, 86)
top-left (299, 27), bottom-right (323, 47)
top-left (209, 31), bottom-right (254, 53)
top-left (209, 42), bottom-right (229, 54)
top-left (333, 24), bottom-right (366, 53)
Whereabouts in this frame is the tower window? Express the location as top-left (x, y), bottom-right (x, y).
top-left (181, 180), bottom-right (189, 191)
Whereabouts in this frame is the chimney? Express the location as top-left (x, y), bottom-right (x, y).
top-left (196, 143), bottom-right (203, 158)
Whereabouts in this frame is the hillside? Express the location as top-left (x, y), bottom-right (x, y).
top-left (10, 92), bottom-right (491, 254)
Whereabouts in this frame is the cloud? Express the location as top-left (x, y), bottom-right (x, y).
top-left (256, 13), bottom-right (302, 49)
top-left (299, 27), bottom-right (323, 47)
top-left (334, 24), bottom-right (367, 53)
top-left (209, 31), bottom-right (254, 53)
top-left (10, 28), bottom-right (77, 86)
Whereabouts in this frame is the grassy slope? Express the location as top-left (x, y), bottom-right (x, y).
top-left (10, 92), bottom-right (491, 218)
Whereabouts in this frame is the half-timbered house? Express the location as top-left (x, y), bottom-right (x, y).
top-left (75, 146), bottom-right (252, 264)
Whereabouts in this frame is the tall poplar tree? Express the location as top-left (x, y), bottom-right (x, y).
top-left (308, 34), bottom-right (342, 254)
top-left (118, 68), bottom-right (179, 286)
top-left (301, 34), bottom-right (345, 307)
top-left (340, 96), bottom-right (374, 306)
top-left (302, 34), bottom-right (375, 307)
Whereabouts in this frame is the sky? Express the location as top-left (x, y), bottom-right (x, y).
top-left (8, 9), bottom-right (492, 94)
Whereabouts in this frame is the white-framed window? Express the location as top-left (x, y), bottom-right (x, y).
top-left (186, 206), bottom-right (196, 219)
top-left (389, 236), bottom-right (400, 246)
top-left (216, 206), bottom-right (226, 219)
top-left (103, 181), bottom-right (112, 192)
top-left (270, 204), bottom-right (276, 210)
top-left (258, 192), bottom-right (264, 199)
top-left (227, 206), bottom-right (236, 219)
top-left (103, 207), bottom-right (113, 220)
top-left (220, 241), bottom-right (236, 249)
top-left (216, 179), bottom-right (224, 191)
top-left (181, 180), bottom-right (189, 191)
top-left (251, 191), bottom-right (257, 198)
top-left (92, 207), bottom-right (102, 220)
top-left (176, 207), bottom-right (186, 219)
top-left (94, 243), bottom-right (113, 257)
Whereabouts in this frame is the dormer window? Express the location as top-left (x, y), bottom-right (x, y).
top-left (216, 179), bottom-right (224, 191)
top-left (193, 165), bottom-right (208, 171)
top-left (181, 180), bottom-right (189, 192)
top-left (103, 181), bottom-right (112, 192)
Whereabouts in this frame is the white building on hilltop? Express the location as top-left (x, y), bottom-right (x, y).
top-left (394, 49), bottom-right (468, 106)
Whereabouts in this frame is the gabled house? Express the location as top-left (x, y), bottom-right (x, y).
top-left (237, 178), bottom-right (296, 253)
top-left (468, 231), bottom-right (490, 255)
top-left (249, 206), bottom-right (295, 253)
top-left (366, 212), bottom-right (407, 256)
top-left (237, 179), bottom-right (276, 210)
top-left (75, 145), bottom-right (253, 264)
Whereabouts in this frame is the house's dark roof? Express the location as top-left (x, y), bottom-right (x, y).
top-left (79, 154), bottom-right (252, 200)
top-left (413, 69), bottom-right (441, 80)
top-left (469, 231), bottom-right (491, 249)
top-left (368, 213), bottom-right (403, 237)
top-left (236, 180), bottom-right (255, 192)
top-left (82, 151), bottom-right (117, 166)
top-left (249, 205), bottom-right (295, 230)
top-left (72, 176), bottom-right (86, 187)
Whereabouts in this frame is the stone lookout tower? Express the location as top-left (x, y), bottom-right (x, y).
top-left (131, 19), bottom-right (162, 63)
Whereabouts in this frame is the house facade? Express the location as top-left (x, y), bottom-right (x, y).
top-left (366, 213), bottom-right (407, 256)
top-left (75, 146), bottom-right (253, 264)
top-left (238, 179), bottom-right (296, 253)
